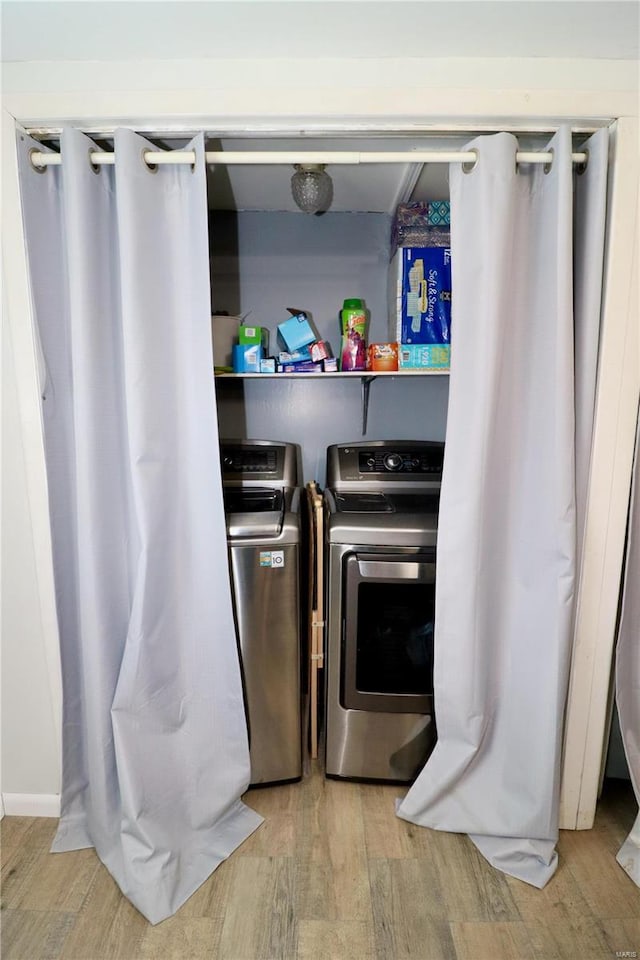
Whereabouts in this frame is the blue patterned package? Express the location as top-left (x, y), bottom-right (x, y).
top-left (388, 246), bottom-right (452, 345)
top-left (391, 202), bottom-right (450, 251)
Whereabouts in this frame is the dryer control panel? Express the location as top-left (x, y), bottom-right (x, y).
top-left (327, 440), bottom-right (444, 490)
top-left (357, 448), bottom-right (442, 475)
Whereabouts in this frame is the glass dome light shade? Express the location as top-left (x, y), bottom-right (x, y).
top-left (291, 164), bottom-right (333, 214)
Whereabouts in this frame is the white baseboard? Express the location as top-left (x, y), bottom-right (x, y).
top-left (2, 793), bottom-right (60, 818)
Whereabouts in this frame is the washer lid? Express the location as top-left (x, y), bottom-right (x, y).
top-left (223, 487), bottom-right (282, 513)
top-left (223, 487), bottom-right (284, 538)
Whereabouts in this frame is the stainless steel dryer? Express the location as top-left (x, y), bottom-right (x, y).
top-left (221, 439), bottom-right (302, 785)
top-left (324, 440), bottom-right (444, 782)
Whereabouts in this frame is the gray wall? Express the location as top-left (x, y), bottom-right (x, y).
top-left (210, 210), bottom-right (450, 487)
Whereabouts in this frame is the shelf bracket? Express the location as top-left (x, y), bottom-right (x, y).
top-left (361, 376), bottom-right (376, 435)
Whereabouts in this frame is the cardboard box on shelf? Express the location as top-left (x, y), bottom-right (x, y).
top-left (276, 360), bottom-right (323, 374)
top-left (277, 346), bottom-right (313, 364)
top-left (367, 342), bottom-right (398, 372)
top-left (277, 312), bottom-right (316, 353)
top-left (232, 343), bottom-right (263, 373)
top-left (309, 340), bottom-right (331, 362)
top-left (238, 325), bottom-right (269, 354)
top-left (211, 315), bottom-right (241, 369)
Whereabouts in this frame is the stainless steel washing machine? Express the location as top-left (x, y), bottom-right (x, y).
top-left (221, 439), bottom-right (302, 785)
top-left (324, 440), bottom-right (444, 782)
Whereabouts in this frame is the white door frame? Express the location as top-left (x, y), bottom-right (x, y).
top-left (560, 116), bottom-right (640, 829)
top-left (2, 63), bottom-right (639, 825)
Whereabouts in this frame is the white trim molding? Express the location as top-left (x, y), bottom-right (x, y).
top-left (2, 793), bottom-right (61, 818)
top-left (559, 116), bottom-right (640, 830)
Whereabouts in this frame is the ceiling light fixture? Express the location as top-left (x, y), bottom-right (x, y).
top-left (290, 163), bottom-right (333, 214)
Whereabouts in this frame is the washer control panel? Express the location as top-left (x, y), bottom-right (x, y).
top-left (220, 440), bottom-right (298, 488)
top-left (222, 447), bottom-right (278, 475)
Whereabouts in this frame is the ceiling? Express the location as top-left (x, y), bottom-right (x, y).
top-left (193, 129), bottom-right (595, 214)
top-left (203, 136), bottom-right (454, 214)
top-left (2, 1), bottom-right (639, 63)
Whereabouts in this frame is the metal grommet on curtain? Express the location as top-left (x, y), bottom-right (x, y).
top-left (142, 149), bottom-right (158, 173)
top-left (29, 148), bottom-right (48, 174)
top-left (88, 149), bottom-right (101, 174)
top-left (543, 148), bottom-right (554, 175)
top-left (461, 149), bottom-right (478, 174)
top-left (576, 148), bottom-right (589, 176)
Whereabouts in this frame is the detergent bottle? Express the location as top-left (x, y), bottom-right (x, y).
top-left (340, 298), bottom-right (368, 371)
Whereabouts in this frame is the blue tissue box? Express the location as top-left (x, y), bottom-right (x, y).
top-left (233, 344), bottom-right (262, 373)
top-left (277, 313), bottom-right (316, 352)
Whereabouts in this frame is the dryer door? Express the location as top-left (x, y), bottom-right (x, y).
top-left (341, 551), bottom-right (436, 714)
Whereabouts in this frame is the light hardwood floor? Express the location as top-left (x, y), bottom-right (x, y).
top-left (2, 766), bottom-right (638, 960)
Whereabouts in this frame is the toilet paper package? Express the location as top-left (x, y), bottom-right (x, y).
top-left (399, 343), bottom-right (450, 369)
top-left (388, 246), bottom-right (451, 345)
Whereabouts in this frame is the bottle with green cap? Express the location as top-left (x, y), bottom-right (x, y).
top-left (340, 298), bottom-right (368, 371)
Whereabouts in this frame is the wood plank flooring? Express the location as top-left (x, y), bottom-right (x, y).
top-left (1, 768), bottom-right (638, 960)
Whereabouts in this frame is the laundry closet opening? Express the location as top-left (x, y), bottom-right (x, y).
top-left (199, 126), bottom-right (605, 792)
top-left (203, 130), bottom-right (462, 787)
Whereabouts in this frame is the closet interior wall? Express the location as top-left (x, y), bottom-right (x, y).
top-left (208, 199), bottom-right (450, 488)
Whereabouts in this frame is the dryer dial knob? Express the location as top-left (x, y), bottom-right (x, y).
top-left (384, 452), bottom-right (403, 471)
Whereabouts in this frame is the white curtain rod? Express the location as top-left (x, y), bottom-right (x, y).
top-left (29, 149), bottom-right (588, 169)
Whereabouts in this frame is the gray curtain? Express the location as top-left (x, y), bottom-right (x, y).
top-left (616, 407), bottom-right (640, 886)
top-left (17, 128), bottom-right (262, 924)
top-left (398, 127), bottom-right (608, 887)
